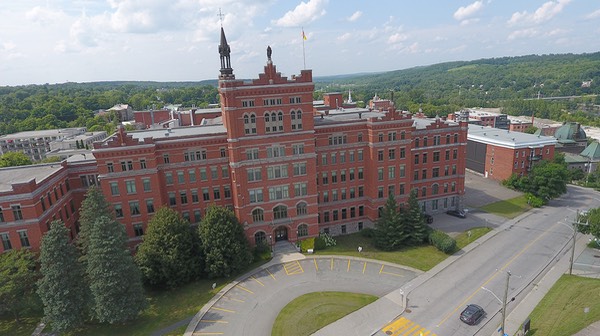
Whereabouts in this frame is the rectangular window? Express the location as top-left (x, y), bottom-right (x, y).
top-left (180, 191), bottom-right (188, 204)
top-left (163, 154), bottom-right (170, 163)
top-left (331, 171), bottom-right (338, 183)
top-left (134, 224), bottom-right (144, 237)
top-left (323, 191), bottom-right (329, 202)
top-left (224, 186), bottom-right (231, 199)
top-left (249, 189), bottom-right (264, 203)
top-left (267, 146), bottom-right (285, 158)
top-left (142, 178), bottom-right (151, 192)
top-left (388, 149), bottom-right (396, 160)
top-left (110, 182), bottom-right (119, 196)
top-left (399, 165), bottom-right (406, 177)
top-left (358, 168), bottom-right (364, 180)
top-left (358, 186), bottom-right (364, 197)
top-left (191, 189), bottom-right (199, 203)
top-left (1, 233), bottom-right (11, 251)
top-left (294, 183), bottom-right (308, 196)
top-left (349, 168), bottom-right (355, 181)
top-left (140, 159), bottom-right (147, 169)
top-left (422, 169), bottom-right (427, 179)
top-left (70, 199), bottom-right (75, 213)
top-left (400, 147), bottom-right (406, 158)
top-left (211, 167), bottom-right (218, 180)
top-left (194, 210), bottom-right (202, 223)
top-left (452, 165), bottom-right (457, 175)
top-left (247, 168), bottom-right (262, 181)
top-left (246, 148), bottom-right (259, 160)
top-left (358, 150), bottom-right (363, 161)
top-left (378, 187), bottom-right (384, 198)
top-left (221, 166), bottom-right (229, 178)
top-left (414, 170), bottom-right (419, 180)
top-left (378, 150), bottom-right (384, 161)
top-left (169, 192), bottom-right (176, 206)
top-left (453, 149), bottom-right (458, 159)
top-left (332, 189), bottom-right (338, 201)
top-left (107, 162), bottom-right (114, 172)
top-left (268, 185), bottom-right (289, 200)
top-left (114, 204), bottom-right (123, 218)
top-left (350, 187), bottom-right (356, 199)
top-left (200, 168), bottom-right (208, 181)
top-left (433, 168), bottom-right (440, 178)
top-left (359, 206), bottom-right (364, 216)
top-left (292, 144), bottom-right (305, 155)
top-left (220, 148), bottom-right (226, 158)
top-left (378, 168), bottom-right (384, 181)
top-left (18, 230), bottom-right (30, 248)
top-left (340, 152), bottom-right (346, 163)
top-left (331, 153), bottom-right (337, 164)
top-left (388, 166), bottom-right (396, 179)
top-left (177, 171), bottom-right (185, 184)
top-left (433, 151), bottom-right (440, 162)
top-left (125, 180), bottom-right (136, 194)
top-left (388, 185), bottom-right (395, 196)
top-left (323, 211), bottom-right (330, 223)
top-left (322, 172), bottom-right (328, 185)
top-left (293, 162), bottom-right (307, 176)
top-left (445, 150), bottom-right (450, 161)
top-left (202, 188), bottom-right (210, 201)
top-left (333, 210), bottom-right (339, 221)
top-left (414, 154), bottom-right (419, 164)
top-left (146, 199), bottom-right (155, 213)
top-left (40, 196), bottom-right (46, 211)
top-left (267, 165), bottom-right (289, 179)
top-left (213, 187), bottom-right (221, 200)
top-left (165, 172), bottom-right (173, 185)
top-left (399, 184), bottom-right (405, 195)
top-left (349, 151), bottom-right (355, 162)
top-left (189, 170), bottom-right (196, 183)
top-left (350, 207), bottom-right (356, 218)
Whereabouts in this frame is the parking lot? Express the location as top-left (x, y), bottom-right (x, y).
top-left (191, 256), bottom-right (420, 336)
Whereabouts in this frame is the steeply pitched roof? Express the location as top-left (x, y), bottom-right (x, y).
top-left (554, 122), bottom-right (586, 141)
top-left (581, 141), bottom-right (600, 159)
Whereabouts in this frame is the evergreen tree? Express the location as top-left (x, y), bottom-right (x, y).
top-left (198, 205), bottom-right (253, 278)
top-left (37, 220), bottom-right (88, 332)
top-left (136, 207), bottom-right (203, 288)
top-left (78, 185), bottom-right (113, 260)
top-left (86, 215), bottom-right (146, 323)
top-left (0, 249), bottom-right (38, 322)
top-left (403, 190), bottom-right (431, 244)
top-left (374, 193), bottom-right (406, 250)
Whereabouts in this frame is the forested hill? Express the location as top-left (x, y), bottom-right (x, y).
top-left (1, 52), bottom-right (600, 136)
top-left (317, 52), bottom-right (600, 111)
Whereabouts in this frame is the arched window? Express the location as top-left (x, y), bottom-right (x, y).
top-left (250, 114), bottom-right (256, 123)
top-left (273, 205), bottom-right (288, 220)
top-left (290, 111), bottom-right (296, 120)
top-left (277, 111), bottom-right (283, 121)
top-left (265, 113), bottom-right (270, 122)
top-left (297, 224), bottom-right (308, 237)
top-left (296, 202), bottom-right (307, 216)
top-left (254, 231), bottom-right (266, 245)
top-left (432, 184), bottom-right (439, 195)
top-left (277, 111), bottom-right (284, 131)
top-left (265, 113), bottom-right (273, 133)
top-left (244, 115), bottom-right (249, 124)
top-left (292, 110), bottom-right (303, 130)
top-left (421, 186), bottom-right (427, 197)
top-left (244, 113), bottom-right (256, 135)
top-left (271, 113), bottom-right (277, 122)
top-left (252, 208), bottom-right (264, 222)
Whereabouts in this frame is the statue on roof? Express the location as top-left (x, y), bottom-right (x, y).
top-left (267, 45), bottom-right (272, 61)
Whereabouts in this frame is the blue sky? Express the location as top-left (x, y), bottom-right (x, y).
top-left (1, 0), bottom-right (599, 86)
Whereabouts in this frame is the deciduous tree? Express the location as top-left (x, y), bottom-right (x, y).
top-left (198, 205), bottom-right (253, 278)
top-left (0, 249), bottom-right (38, 322)
top-left (0, 152), bottom-right (32, 167)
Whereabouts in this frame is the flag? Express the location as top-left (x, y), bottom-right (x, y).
top-left (302, 29), bottom-right (307, 40)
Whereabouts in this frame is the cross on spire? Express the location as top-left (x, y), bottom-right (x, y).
top-left (217, 8), bottom-right (225, 27)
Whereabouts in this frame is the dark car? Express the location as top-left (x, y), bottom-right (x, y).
top-left (460, 304), bottom-right (485, 325)
top-left (422, 213), bottom-right (434, 224)
top-left (446, 209), bottom-right (466, 218)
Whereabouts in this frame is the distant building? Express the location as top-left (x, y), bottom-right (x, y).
top-left (563, 141), bottom-right (600, 174)
top-left (107, 104), bottom-right (133, 121)
top-left (467, 125), bottom-right (557, 181)
top-left (0, 128), bottom-right (88, 161)
top-left (553, 122), bottom-right (588, 154)
top-left (447, 109), bottom-right (510, 129)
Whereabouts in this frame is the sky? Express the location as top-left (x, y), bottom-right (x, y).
top-left (1, 0), bottom-right (599, 86)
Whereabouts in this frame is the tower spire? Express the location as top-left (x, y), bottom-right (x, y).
top-left (218, 26), bottom-right (234, 79)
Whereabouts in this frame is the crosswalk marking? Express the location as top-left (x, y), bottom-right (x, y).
top-left (381, 317), bottom-right (437, 336)
top-left (284, 260), bottom-right (304, 275)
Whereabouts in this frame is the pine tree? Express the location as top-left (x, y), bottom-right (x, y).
top-left (374, 193), bottom-right (406, 250)
top-left (86, 215), bottom-right (146, 323)
top-left (198, 205), bottom-right (253, 278)
top-left (78, 185), bottom-right (113, 260)
top-left (404, 190), bottom-right (431, 244)
top-left (37, 220), bottom-right (88, 332)
top-left (136, 207), bottom-right (203, 288)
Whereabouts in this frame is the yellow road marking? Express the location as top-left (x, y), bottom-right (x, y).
top-left (250, 275), bottom-right (264, 286)
top-left (437, 221), bottom-right (562, 327)
top-left (211, 307), bottom-right (235, 313)
top-left (382, 317), bottom-right (437, 336)
top-left (229, 298), bottom-right (244, 303)
top-left (199, 320), bottom-right (228, 324)
top-left (236, 285), bottom-right (254, 294)
top-left (314, 258), bottom-right (319, 271)
top-left (347, 259), bottom-right (351, 272)
top-left (330, 258), bottom-right (333, 270)
top-left (284, 260), bottom-right (304, 275)
top-left (266, 268), bottom-right (276, 280)
top-left (404, 324), bottom-right (420, 335)
top-left (379, 264), bottom-right (384, 274)
top-left (381, 270), bottom-right (404, 277)
top-left (363, 262), bottom-right (367, 274)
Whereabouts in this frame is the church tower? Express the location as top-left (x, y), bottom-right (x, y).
top-left (218, 29), bottom-right (319, 246)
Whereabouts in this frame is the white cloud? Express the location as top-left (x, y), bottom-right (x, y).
top-left (586, 9), bottom-right (600, 19)
top-left (337, 32), bottom-right (351, 41)
top-left (273, 0), bottom-right (328, 27)
top-left (454, 1), bottom-right (483, 21)
top-left (460, 18), bottom-right (480, 26)
top-left (347, 11), bottom-right (362, 22)
top-left (508, 0), bottom-right (571, 25)
top-left (388, 32), bottom-right (408, 44)
top-left (508, 28), bottom-right (538, 40)
top-left (26, 6), bottom-right (66, 25)
top-left (2, 41), bottom-right (16, 51)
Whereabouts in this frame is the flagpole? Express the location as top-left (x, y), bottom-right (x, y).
top-left (302, 27), bottom-right (306, 69)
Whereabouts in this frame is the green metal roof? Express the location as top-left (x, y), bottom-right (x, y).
top-left (581, 141), bottom-right (600, 160)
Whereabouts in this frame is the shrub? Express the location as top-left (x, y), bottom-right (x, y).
top-left (525, 193), bottom-right (544, 208)
top-left (299, 238), bottom-right (315, 252)
top-left (314, 236), bottom-right (327, 250)
top-left (360, 227), bottom-right (375, 238)
top-left (429, 230), bottom-right (457, 254)
top-left (320, 233), bottom-right (337, 247)
top-left (253, 242), bottom-right (271, 261)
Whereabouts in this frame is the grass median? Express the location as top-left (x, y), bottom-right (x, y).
top-left (272, 292), bottom-right (378, 336)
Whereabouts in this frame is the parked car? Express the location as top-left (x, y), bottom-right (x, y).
top-left (460, 304), bottom-right (485, 325)
top-left (422, 213), bottom-right (434, 224)
top-left (446, 209), bottom-right (466, 218)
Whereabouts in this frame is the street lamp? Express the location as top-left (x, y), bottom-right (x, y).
top-left (482, 272), bottom-right (515, 336)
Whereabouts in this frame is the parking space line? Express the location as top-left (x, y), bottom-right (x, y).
top-left (330, 258), bottom-right (333, 270)
top-left (380, 270), bottom-right (404, 277)
top-left (314, 258), bottom-right (319, 271)
top-left (250, 275), bottom-right (264, 286)
top-left (379, 264), bottom-right (384, 274)
top-left (193, 332), bottom-right (224, 335)
top-left (236, 285), bottom-right (254, 294)
top-left (363, 262), bottom-right (367, 274)
top-left (347, 259), bottom-right (351, 272)
top-left (211, 307), bottom-right (235, 313)
top-left (266, 268), bottom-right (277, 280)
top-left (228, 298), bottom-right (245, 303)
top-left (284, 260), bottom-right (304, 275)
top-left (199, 320), bottom-right (228, 324)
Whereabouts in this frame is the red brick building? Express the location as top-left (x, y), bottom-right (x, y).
top-left (0, 28), bottom-right (468, 252)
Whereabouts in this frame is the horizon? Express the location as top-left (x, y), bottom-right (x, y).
top-left (2, 0), bottom-right (599, 86)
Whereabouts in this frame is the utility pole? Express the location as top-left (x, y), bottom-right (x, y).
top-left (570, 210), bottom-right (589, 275)
top-left (501, 271), bottom-right (511, 336)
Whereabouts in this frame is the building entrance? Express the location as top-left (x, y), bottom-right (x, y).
top-left (274, 226), bottom-right (288, 241)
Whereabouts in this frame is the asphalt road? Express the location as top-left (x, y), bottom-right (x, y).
top-left (370, 185), bottom-right (600, 336)
top-left (191, 257), bottom-right (420, 336)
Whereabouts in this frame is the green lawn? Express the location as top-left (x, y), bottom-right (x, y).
top-left (0, 260), bottom-right (268, 336)
top-left (271, 292), bottom-right (377, 336)
top-left (528, 275), bottom-right (600, 336)
top-left (314, 228), bottom-right (491, 271)
top-left (479, 195), bottom-right (531, 219)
